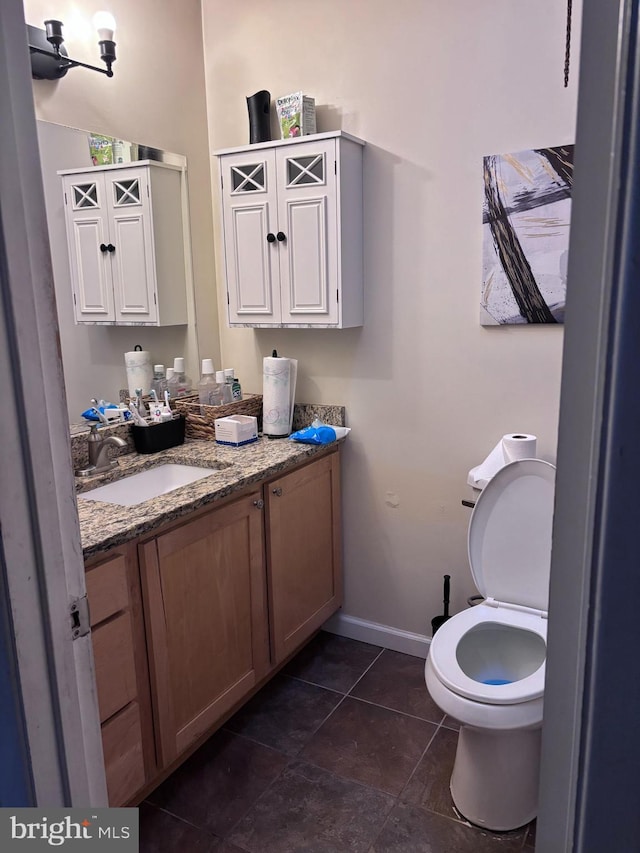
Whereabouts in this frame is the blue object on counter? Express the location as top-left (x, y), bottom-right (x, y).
top-left (289, 425), bottom-right (336, 445)
top-left (81, 405), bottom-right (130, 422)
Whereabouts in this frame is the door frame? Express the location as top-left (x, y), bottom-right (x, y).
top-left (0, 0), bottom-right (107, 806)
top-left (538, 0), bottom-right (640, 849)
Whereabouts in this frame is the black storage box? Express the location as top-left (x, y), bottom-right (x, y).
top-left (131, 415), bottom-right (186, 454)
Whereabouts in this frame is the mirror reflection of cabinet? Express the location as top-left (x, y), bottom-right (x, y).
top-left (59, 161), bottom-right (188, 326)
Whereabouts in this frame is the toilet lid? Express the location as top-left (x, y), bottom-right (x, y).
top-left (468, 459), bottom-right (556, 612)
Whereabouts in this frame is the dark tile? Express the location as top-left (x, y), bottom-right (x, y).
top-left (225, 674), bottom-right (342, 755)
top-left (229, 759), bottom-right (394, 853)
top-left (370, 801), bottom-right (526, 852)
top-left (283, 631), bottom-right (382, 692)
top-left (401, 725), bottom-right (458, 819)
top-left (442, 715), bottom-right (461, 731)
top-left (147, 729), bottom-right (288, 836)
top-left (139, 803), bottom-right (220, 852)
top-left (301, 697), bottom-right (436, 796)
top-left (350, 649), bottom-right (444, 722)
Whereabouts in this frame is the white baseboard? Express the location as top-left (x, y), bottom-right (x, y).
top-left (322, 612), bottom-right (431, 659)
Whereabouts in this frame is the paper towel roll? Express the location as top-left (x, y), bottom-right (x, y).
top-left (262, 355), bottom-right (298, 437)
top-left (124, 348), bottom-right (153, 396)
top-left (467, 433), bottom-right (537, 490)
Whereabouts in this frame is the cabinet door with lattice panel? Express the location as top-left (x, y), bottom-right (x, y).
top-left (276, 139), bottom-right (339, 325)
top-left (220, 150), bottom-right (281, 325)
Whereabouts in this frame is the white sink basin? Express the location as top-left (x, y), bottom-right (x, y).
top-left (77, 464), bottom-right (220, 507)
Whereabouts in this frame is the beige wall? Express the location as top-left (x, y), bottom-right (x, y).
top-left (24, 0), bottom-right (581, 635)
top-left (24, 0), bottom-right (220, 416)
top-left (203, 0), bottom-right (582, 632)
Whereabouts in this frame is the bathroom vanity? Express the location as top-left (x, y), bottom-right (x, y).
top-left (77, 436), bottom-right (342, 806)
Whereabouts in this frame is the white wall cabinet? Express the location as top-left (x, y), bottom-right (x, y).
top-left (216, 131), bottom-right (364, 328)
top-left (59, 161), bottom-right (188, 326)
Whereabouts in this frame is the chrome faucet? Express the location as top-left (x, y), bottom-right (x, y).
top-left (85, 425), bottom-right (127, 474)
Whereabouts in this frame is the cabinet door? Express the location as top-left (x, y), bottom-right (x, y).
top-left (276, 140), bottom-right (339, 326)
top-left (140, 492), bottom-right (269, 766)
top-left (266, 452), bottom-right (342, 664)
top-left (220, 150), bottom-right (281, 324)
top-left (104, 168), bottom-right (159, 324)
top-left (62, 175), bottom-right (114, 323)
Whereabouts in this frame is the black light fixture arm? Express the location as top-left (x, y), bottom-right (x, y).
top-left (28, 43), bottom-right (115, 77)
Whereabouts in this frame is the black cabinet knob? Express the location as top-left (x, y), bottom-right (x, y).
top-left (266, 232), bottom-right (276, 243)
top-left (276, 231), bottom-right (286, 242)
top-left (107, 243), bottom-right (115, 253)
top-left (99, 243), bottom-right (108, 253)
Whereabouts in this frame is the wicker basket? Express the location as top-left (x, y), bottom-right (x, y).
top-left (173, 393), bottom-right (263, 440)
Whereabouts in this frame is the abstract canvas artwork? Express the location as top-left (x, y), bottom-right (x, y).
top-left (481, 145), bottom-right (574, 325)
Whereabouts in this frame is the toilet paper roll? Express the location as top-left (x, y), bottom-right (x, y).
top-left (262, 355), bottom-right (298, 437)
top-left (124, 348), bottom-right (153, 397)
top-left (467, 433), bottom-right (537, 490)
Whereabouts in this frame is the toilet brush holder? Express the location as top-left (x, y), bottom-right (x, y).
top-left (431, 574), bottom-right (451, 635)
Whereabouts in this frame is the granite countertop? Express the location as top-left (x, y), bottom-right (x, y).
top-left (77, 436), bottom-right (340, 560)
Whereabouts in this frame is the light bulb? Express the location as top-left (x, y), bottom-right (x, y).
top-left (93, 11), bottom-right (116, 41)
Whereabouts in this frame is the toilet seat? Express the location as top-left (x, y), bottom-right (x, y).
top-left (428, 603), bottom-right (546, 704)
top-left (428, 459), bottom-right (555, 707)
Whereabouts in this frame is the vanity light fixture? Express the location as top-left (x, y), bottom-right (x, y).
top-left (28, 11), bottom-right (117, 80)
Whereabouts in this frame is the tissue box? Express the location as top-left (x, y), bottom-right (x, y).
top-left (214, 415), bottom-right (259, 447)
top-left (275, 92), bottom-right (316, 139)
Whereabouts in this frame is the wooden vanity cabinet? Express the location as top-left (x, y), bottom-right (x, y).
top-left (139, 489), bottom-right (270, 767)
top-left (84, 545), bottom-right (155, 806)
top-left (85, 447), bottom-right (342, 797)
top-left (265, 451), bottom-right (342, 664)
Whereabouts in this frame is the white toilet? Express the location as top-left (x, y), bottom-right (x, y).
top-left (425, 458), bottom-right (555, 831)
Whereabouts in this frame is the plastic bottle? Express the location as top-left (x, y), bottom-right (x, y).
top-left (223, 369), bottom-right (242, 401)
top-left (198, 359), bottom-right (223, 407)
top-left (216, 370), bottom-right (233, 404)
top-left (232, 375), bottom-right (242, 401)
top-left (223, 369), bottom-right (235, 401)
top-left (150, 364), bottom-right (167, 398)
top-left (167, 357), bottom-right (192, 398)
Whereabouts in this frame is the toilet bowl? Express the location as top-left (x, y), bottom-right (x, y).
top-left (425, 458), bottom-right (556, 831)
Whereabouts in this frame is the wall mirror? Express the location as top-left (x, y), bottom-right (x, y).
top-left (36, 119), bottom-right (200, 426)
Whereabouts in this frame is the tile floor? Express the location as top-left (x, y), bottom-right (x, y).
top-left (140, 632), bottom-right (537, 852)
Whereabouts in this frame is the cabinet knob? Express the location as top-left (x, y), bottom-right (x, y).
top-left (266, 232), bottom-right (276, 243)
top-left (99, 243), bottom-right (108, 253)
top-left (276, 231), bottom-right (286, 242)
top-left (107, 243), bottom-right (116, 253)
top-left (253, 499), bottom-right (264, 509)
top-left (272, 487), bottom-right (283, 497)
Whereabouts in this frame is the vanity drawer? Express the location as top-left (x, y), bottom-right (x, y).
top-left (92, 611), bottom-right (138, 723)
top-left (101, 701), bottom-right (146, 807)
top-left (86, 553), bottom-right (129, 625)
